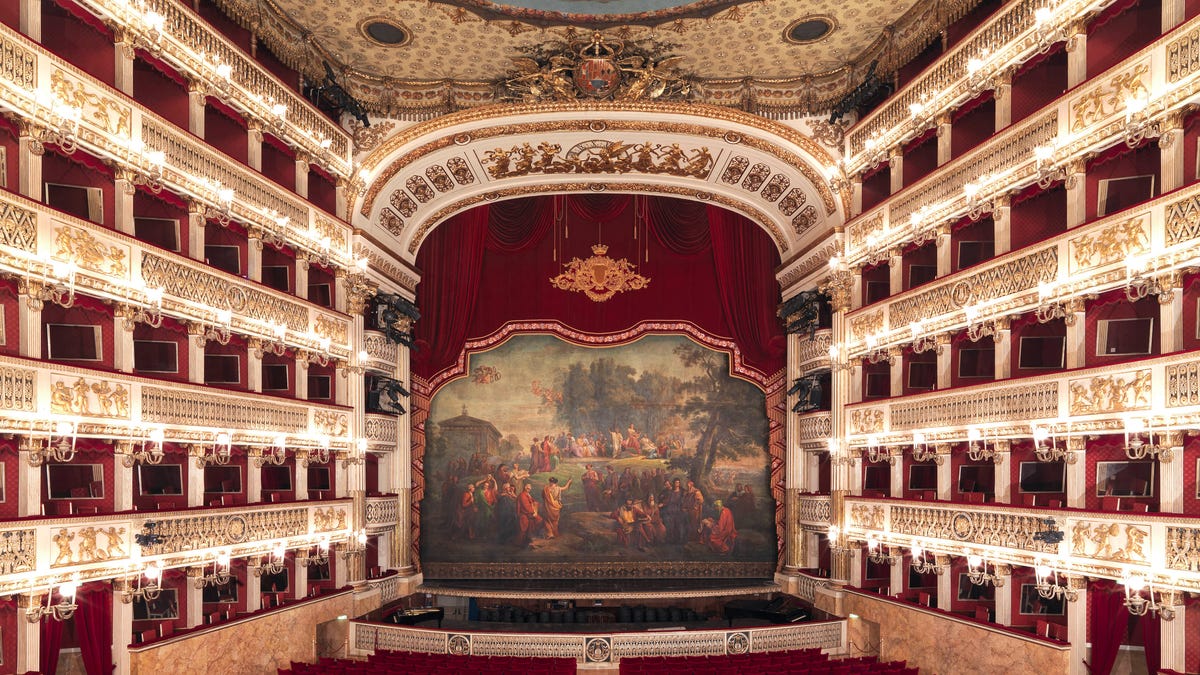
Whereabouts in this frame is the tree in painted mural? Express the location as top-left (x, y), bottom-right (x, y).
top-left (420, 334), bottom-right (775, 574)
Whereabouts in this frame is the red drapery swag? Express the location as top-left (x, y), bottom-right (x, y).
top-left (77, 585), bottom-right (113, 674)
top-left (413, 195), bottom-right (782, 380)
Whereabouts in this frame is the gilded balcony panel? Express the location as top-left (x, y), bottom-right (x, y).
top-left (364, 414), bottom-right (398, 447)
top-left (0, 500), bottom-right (351, 595)
top-left (365, 497), bottom-right (399, 530)
top-left (887, 381), bottom-right (1059, 432)
top-left (796, 412), bottom-right (833, 445)
top-left (0, 365), bottom-right (38, 413)
top-left (0, 29), bottom-right (36, 89)
top-left (797, 495), bottom-right (833, 527)
top-left (363, 330), bottom-right (398, 370)
top-left (1166, 359), bottom-right (1200, 407)
top-left (795, 329), bottom-right (832, 374)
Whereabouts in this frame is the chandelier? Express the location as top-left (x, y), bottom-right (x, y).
top-left (910, 543), bottom-right (946, 575)
top-left (1123, 575), bottom-right (1176, 620)
top-left (194, 552), bottom-right (233, 588)
top-left (25, 582), bottom-right (79, 622)
top-left (965, 554), bottom-right (1006, 587)
top-left (1034, 561), bottom-right (1077, 602)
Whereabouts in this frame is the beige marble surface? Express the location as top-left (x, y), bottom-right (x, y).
top-left (129, 591), bottom-right (370, 675)
top-left (841, 592), bottom-right (1071, 675)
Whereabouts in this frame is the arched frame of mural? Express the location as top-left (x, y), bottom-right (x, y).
top-left (349, 102), bottom-right (848, 270)
top-left (409, 321), bottom-right (786, 578)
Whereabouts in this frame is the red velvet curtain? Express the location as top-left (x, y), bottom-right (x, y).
top-left (77, 585), bottom-right (113, 674)
top-left (40, 612), bottom-right (64, 675)
top-left (486, 197), bottom-right (552, 252)
top-left (413, 205), bottom-right (490, 373)
top-left (707, 205), bottom-right (785, 367)
top-left (1142, 612), bottom-right (1160, 675)
top-left (1087, 579), bottom-right (1128, 675)
top-left (647, 197), bottom-right (710, 255)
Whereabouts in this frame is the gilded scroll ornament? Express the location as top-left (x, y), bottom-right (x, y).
top-left (1068, 370), bottom-right (1151, 415)
top-left (1070, 521), bottom-right (1149, 563)
top-left (0, 529), bottom-right (36, 574)
top-left (1069, 63), bottom-right (1150, 133)
top-left (0, 201), bottom-right (37, 251)
top-left (482, 140), bottom-right (713, 180)
top-left (549, 244), bottom-right (650, 302)
top-left (1069, 217), bottom-right (1148, 272)
top-left (1165, 526), bottom-right (1200, 571)
top-left (54, 226), bottom-right (128, 277)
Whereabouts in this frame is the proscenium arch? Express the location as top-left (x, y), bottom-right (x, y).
top-left (350, 102), bottom-right (846, 266)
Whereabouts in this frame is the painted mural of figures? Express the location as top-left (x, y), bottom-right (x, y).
top-left (475, 476), bottom-right (497, 535)
top-left (541, 476), bottom-right (573, 538)
top-left (611, 499), bottom-right (641, 549)
top-left (454, 487), bottom-right (477, 540)
top-left (642, 493), bottom-right (667, 545)
top-left (495, 482), bottom-right (519, 544)
top-left (516, 483), bottom-right (544, 546)
top-left (440, 475), bottom-right (460, 527)
top-left (581, 465), bottom-right (603, 511)
top-left (684, 480), bottom-right (705, 542)
top-left (662, 478), bottom-right (685, 544)
top-left (704, 500), bottom-right (738, 555)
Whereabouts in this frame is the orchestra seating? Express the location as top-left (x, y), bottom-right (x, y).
top-left (280, 650), bottom-right (575, 674)
top-left (618, 649), bottom-right (918, 675)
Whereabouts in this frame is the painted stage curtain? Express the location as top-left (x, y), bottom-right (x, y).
top-left (1087, 579), bottom-right (1128, 675)
top-left (412, 204), bottom-right (490, 375)
top-left (77, 585), bottom-right (113, 674)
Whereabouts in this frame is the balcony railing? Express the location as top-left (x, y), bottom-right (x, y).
top-left (843, 349), bottom-right (1200, 445)
top-left (0, 352), bottom-right (353, 445)
top-left (365, 495), bottom-right (400, 530)
top-left (843, 10), bottom-right (1200, 270)
top-left (843, 496), bottom-right (1200, 592)
top-left (0, 24), bottom-right (354, 269)
top-left (0, 189), bottom-right (352, 360)
top-left (72, 0), bottom-right (352, 174)
top-left (0, 498), bottom-right (352, 595)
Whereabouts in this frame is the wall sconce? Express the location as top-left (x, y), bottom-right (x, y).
top-left (1032, 7), bottom-right (1067, 54)
top-left (340, 349), bottom-right (369, 377)
top-left (196, 309), bottom-right (233, 346)
top-left (28, 420), bottom-right (78, 466)
top-left (910, 320), bottom-right (941, 355)
top-left (826, 525), bottom-right (855, 556)
top-left (966, 554), bottom-right (1006, 587)
top-left (861, 136), bottom-right (889, 169)
top-left (28, 90), bottom-right (82, 156)
top-left (341, 438), bottom-right (368, 468)
top-left (866, 537), bottom-right (899, 565)
top-left (25, 581), bottom-right (78, 622)
top-left (1033, 145), bottom-right (1065, 189)
top-left (1124, 255), bottom-right (1164, 302)
top-left (255, 434), bottom-right (288, 468)
top-left (865, 436), bottom-right (894, 465)
top-left (824, 161), bottom-right (850, 194)
top-left (204, 184), bottom-right (235, 225)
top-left (1034, 282), bottom-right (1074, 325)
top-left (911, 432), bottom-right (942, 464)
top-left (301, 436), bottom-right (332, 467)
top-left (26, 260), bottom-right (78, 311)
top-left (963, 181), bottom-right (993, 221)
top-left (965, 56), bottom-right (990, 98)
top-left (195, 432), bottom-right (233, 468)
top-left (828, 438), bottom-right (856, 467)
top-left (122, 428), bottom-right (165, 468)
top-left (1123, 574), bottom-right (1175, 620)
top-left (299, 540), bottom-right (331, 567)
top-left (121, 564), bottom-right (163, 603)
top-left (828, 343), bottom-right (854, 374)
top-left (1033, 425), bottom-right (1076, 464)
top-left (964, 305), bottom-right (997, 342)
top-left (910, 543), bottom-right (946, 575)
top-left (339, 530), bottom-right (369, 559)
top-left (1034, 560), bottom-right (1077, 602)
top-left (966, 428), bottom-right (996, 462)
top-left (1121, 95), bottom-right (1161, 149)
top-left (1123, 417), bottom-right (1171, 461)
top-left (909, 207), bottom-right (940, 247)
top-left (194, 552), bottom-right (233, 588)
top-left (864, 333), bottom-right (895, 365)
top-left (253, 545), bottom-right (287, 576)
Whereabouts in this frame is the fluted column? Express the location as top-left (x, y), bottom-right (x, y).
top-left (186, 445), bottom-right (205, 508)
top-left (993, 565), bottom-right (1012, 625)
top-left (1160, 113), bottom-right (1185, 193)
top-left (247, 120), bottom-right (263, 172)
top-left (783, 331), bottom-right (805, 576)
top-left (992, 195), bottom-right (1011, 256)
top-left (993, 317), bottom-right (1012, 380)
top-left (935, 444), bottom-right (952, 501)
top-left (16, 594), bottom-right (41, 673)
top-left (993, 441), bottom-right (1011, 505)
top-left (187, 323), bottom-right (207, 385)
top-left (993, 71), bottom-right (1012, 131)
top-left (1160, 431), bottom-right (1184, 513)
top-left (1067, 578), bottom-right (1088, 675)
top-left (187, 200), bottom-right (207, 262)
top-left (114, 305), bottom-right (137, 373)
top-left (295, 153), bottom-right (311, 198)
top-left (935, 333), bottom-right (952, 390)
top-left (18, 0), bottom-right (39, 40)
top-left (187, 81), bottom-right (207, 139)
top-left (113, 441), bottom-right (134, 512)
top-left (18, 120), bottom-right (43, 201)
top-left (1065, 159), bottom-right (1087, 229)
top-left (113, 32), bottom-right (135, 96)
top-left (1160, 273), bottom-right (1184, 355)
top-left (1064, 298), bottom-right (1087, 369)
top-left (935, 555), bottom-right (953, 610)
top-left (17, 437), bottom-right (41, 517)
top-left (185, 567), bottom-right (205, 627)
top-left (1161, 591), bottom-right (1187, 671)
top-left (936, 113), bottom-right (952, 166)
top-left (888, 148), bottom-right (903, 195)
top-left (1065, 437), bottom-right (1087, 508)
top-left (1066, 24), bottom-right (1088, 88)
top-left (114, 171), bottom-right (135, 236)
top-left (112, 581), bottom-right (134, 675)
top-left (16, 280), bottom-right (43, 359)
top-left (247, 228), bottom-right (264, 283)
top-left (295, 254), bottom-right (311, 301)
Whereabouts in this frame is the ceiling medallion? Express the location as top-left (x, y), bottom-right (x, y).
top-left (501, 32), bottom-right (691, 103)
top-left (550, 244), bottom-right (650, 302)
top-left (783, 16), bottom-right (837, 45)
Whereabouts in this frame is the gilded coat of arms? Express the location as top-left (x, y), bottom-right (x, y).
top-left (549, 244), bottom-right (650, 302)
top-left (502, 33), bottom-right (691, 103)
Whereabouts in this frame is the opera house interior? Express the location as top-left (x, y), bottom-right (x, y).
top-left (0, 0), bottom-right (1199, 672)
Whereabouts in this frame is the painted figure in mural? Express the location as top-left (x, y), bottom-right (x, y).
top-left (475, 476), bottom-right (498, 535)
top-left (516, 482), bottom-right (544, 546)
top-left (454, 487), bottom-right (478, 540)
top-left (611, 498), bottom-right (641, 549)
top-left (495, 482), bottom-right (519, 544)
top-left (685, 480), bottom-right (705, 542)
top-left (581, 464), bottom-right (603, 511)
top-left (493, 463), bottom-right (513, 488)
top-left (704, 499), bottom-right (738, 555)
top-left (541, 476), bottom-right (573, 539)
top-left (440, 475), bottom-right (460, 527)
top-left (662, 478), bottom-right (685, 544)
top-left (642, 493), bottom-right (667, 545)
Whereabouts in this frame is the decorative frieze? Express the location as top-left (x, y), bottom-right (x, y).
top-left (1069, 521), bottom-right (1149, 564)
top-left (0, 366), bottom-right (37, 412)
top-left (0, 529), bottom-right (36, 575)
top-left (50, 376), bottom-right (130, 418)
top-left (141, 385), bottom-right (310, 433)
top-left (1067, 370), bottom-right (1152, 415)
top-left (1166, 360), bottom-right (1200, 407)
top-left (886, 381), bottom-right (1059, 431)
top-left (141, 253), bottom-right (309, 331)
top-left (139, 507), bottom-right (312, 556)
top-left (889, 505), bottom-right (1052, 553)
top-left (50, 524), bottom-right (128, 567)
top-left (0, 202), bottom-right (37, 252)
top-left (365, 497), bottom-right (400, 528)
top-left (1165, 526), bottom-right (1200, 571)
top-left (797, 496), bottom-right (832, 526)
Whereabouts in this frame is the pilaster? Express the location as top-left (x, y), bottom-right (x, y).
top-left (935, 444), bottom-right (953, 501)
